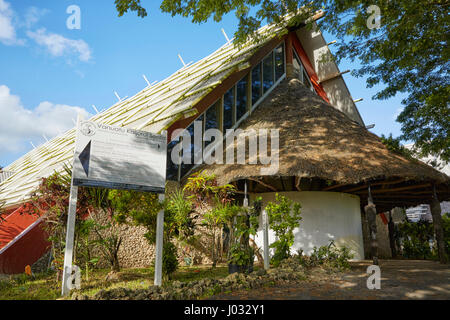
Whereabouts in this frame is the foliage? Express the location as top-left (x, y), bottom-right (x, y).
top-left (380, 134), bottom-right (413, 159)
top-left (183, 171), bottom-right (236, 267)
top-left (165, 189), bottom-right (197, 242)
top-left (107, 189), bottom-right (182, 275)
top-left (114, 0), bottom-right (450, 161)
top-left (228, 243), bottom-right (254, 267)
top-left (227, 197), bottom-right (261, 269)
top-left (20, 164), bottom-right (126, 274)
top-left (297, 241), bottom-right (354, 271)
top-left (21, 167), bottom-right (94, 274)
top-left (398, 219), bottom-right (436, 260)
top-left (443, 213), bottom-right (450, 256)
top-left (161, 241), bottom-right (179, 278)
top-left (266, 194), bottom-right (301, 266)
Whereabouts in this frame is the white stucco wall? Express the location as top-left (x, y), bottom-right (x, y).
top-left (250, 191), bottom-right (365, 260)
top-left (295, 25), bottom-right (365, 126)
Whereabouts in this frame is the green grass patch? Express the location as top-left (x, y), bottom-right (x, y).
top-left (0, 265), bottom-right (229, 300)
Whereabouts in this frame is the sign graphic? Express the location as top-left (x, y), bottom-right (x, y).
top-left (73, 121), bottom-right (167, 193)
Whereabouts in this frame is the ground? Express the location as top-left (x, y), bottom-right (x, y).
top-left (0, 265), bottom-right (229, 300)
top-left (0, 260), bottom-right (448, 300)
top-left (209, 260), bottom-right (450, 300)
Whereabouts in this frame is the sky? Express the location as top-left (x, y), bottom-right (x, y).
top-left (0, 0), bottom-right (407, 168)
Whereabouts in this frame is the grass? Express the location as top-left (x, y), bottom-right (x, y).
top-left (0, 265), bottom-right (229, 300)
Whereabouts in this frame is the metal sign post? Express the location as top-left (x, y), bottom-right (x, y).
top-left (61, 115), bottom-right (83, 296)
top-left (154, 193), bottom-right (165, 286)
top-left (60, 119), bottom-right (167, 296)
top-left (262, 208), bottom-right (270, 270)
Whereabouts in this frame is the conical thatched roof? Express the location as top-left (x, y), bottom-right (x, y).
top-left (200, 79), bottom-right (450, 210)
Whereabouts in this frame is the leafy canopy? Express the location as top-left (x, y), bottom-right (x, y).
top-left (114, 0), bottom-right (449, 161)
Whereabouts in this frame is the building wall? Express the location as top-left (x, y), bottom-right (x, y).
top-left (295, 25), bottom-right (364, 125)
top-left (250, 191), bottom-right (365, 260)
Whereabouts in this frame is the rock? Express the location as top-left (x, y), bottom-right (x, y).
top-left (171, 280), bottom-right (183, 289)
top-left (255, 269), bottom-right (267, 276)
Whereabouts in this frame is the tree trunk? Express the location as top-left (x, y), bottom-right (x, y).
top-left (430, 187), bottom-right (447, 264)
top-left (365, 203), bottom-right (378, 265)
top-left (360, 208), bottom-right (371, 259)
top-left (388, 211), bottom-right (397, 258)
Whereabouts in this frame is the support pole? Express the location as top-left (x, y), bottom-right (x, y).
top-left (430, 185), bottom-right (447, 264)
top-left (364, 186), bottom-right (379, 265)
top-left (154, 193), bottom-right (165, 286)
top-left (61, 115), bottom-right (83, 296)
top-left (262, 208), bottom-right (270, 270)
top-left (61, 184), bottom-right (78, 296)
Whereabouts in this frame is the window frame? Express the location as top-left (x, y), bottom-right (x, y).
top-left (170, 42), bottom-right (287, 181)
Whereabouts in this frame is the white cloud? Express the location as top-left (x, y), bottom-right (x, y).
top-left (0, 0), bottom-right (23, 45)
top-left (27, 28), bottom-right (92, 62)
top-left (0, 84), bottom-right (91, 156)
top-left (24, 6), bottom-right (48, 28)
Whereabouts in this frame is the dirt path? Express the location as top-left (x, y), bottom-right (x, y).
top-left (210, 260), bottom-right (450, 300)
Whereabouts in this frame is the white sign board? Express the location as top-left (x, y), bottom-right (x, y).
top-left (73, 121), bottom-right (167, 193)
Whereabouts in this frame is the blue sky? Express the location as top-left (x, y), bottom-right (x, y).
top-left (0, 0), bottom-right (406, 167)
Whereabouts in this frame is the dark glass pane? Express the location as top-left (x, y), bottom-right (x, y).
top-left (180, 115), bottom-right (203, 177)
top-left (274, 45), bottom-right (284, 80)
top-left (166, 139), bottom-right (179, 181)
top-left (304, 70), bottom-right (313, 91)
top-left (223, 87), bottom-right (235, 131)
top-left (236, 77), bottom-right (247, 121)
top-left (205, 101), bottom-right (220, 148)
top-left (251, 63), bottom-right (262, 105)
top-left (263, 52), bottom-right (274, 94)
top-left (293, 53), bottom-right (302, 81)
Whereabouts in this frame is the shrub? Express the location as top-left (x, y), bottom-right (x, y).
top-left (265, 194), bottom-right (302, 267)
top-left (398, 220), bottom-right (434, 259)
top-left (162, 241), bottom-right (179, 278)
top-left (298, 241), bottom-right (354, 271)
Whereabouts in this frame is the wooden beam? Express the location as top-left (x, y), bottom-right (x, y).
top-left (355, 183), bottom-right (431, 195)
top-left (247, 178), bottom-right (277, 192)
top-left (322, 182), bottom-right (348, 191)
top-left (341, 179), bottom-right (407, 193)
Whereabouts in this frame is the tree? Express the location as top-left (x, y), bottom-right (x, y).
top-left (114, 0), bottom-right (449, 161)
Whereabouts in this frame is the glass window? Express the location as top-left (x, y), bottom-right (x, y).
top-left (236, 77), bottom-right (247, 122)
top-left (263, 52), bottom-right (274, 94)
top-left (293, 53), bottom-right (303, 81)
top-left (274, 44), bottom-right (285, 81)
top-left (166, 139), bottom-right (179, 181)
top-left (223, 87), bottom-right (235, 131)
top-left (251, 63), bottom-right (262, 105)
top-left (180, 114), bottom-right (203, 177)
top-left (304, 70), bottom-right (314, 91)
top-left (205, 100), bottom-right (220, 148)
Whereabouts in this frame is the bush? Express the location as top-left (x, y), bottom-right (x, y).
top-left (398, 220), bottom-right (434, 259)
top-left (265, 194), bottom-right (302, 267)
top-left (162, 241), bottom-right (179, 278)
top-left (298, 241), bottom-right (354, 271)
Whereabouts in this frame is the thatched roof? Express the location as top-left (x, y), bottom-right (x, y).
top-left (200, 79), bottom-right (450, 210)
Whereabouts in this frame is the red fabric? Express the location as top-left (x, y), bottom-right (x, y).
top-left (290, 33), bottom-right (330, 104)
top-left (0, 206), bottom-right (50, 274)
top-left (380, 212), bottom-right (388, 225)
